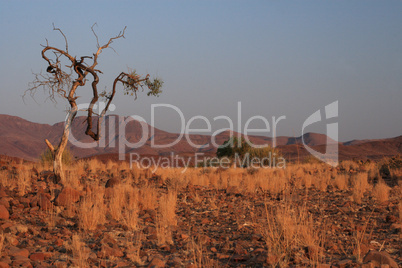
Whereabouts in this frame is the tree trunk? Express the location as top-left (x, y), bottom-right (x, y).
top-left (53, 147), bottom-right (64, 183)
top-left (46, 107), bottom-right (77, 183)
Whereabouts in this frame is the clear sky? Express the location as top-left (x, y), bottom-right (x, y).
top-left (0, 1), bottom-right (401, 142)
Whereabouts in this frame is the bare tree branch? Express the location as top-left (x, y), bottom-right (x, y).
top-left (52, 23), bottom-right (69, 53)
top-left (91, 23), bottom-right (100, 48)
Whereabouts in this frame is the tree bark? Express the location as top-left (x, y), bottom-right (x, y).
top-left (46, 106), bottom-right (77, 183)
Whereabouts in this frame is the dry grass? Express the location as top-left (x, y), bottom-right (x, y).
top-left (126, 232), bottom-right (144, 265)
top-left (122, 186), bottom-right (140, 231)
top-left (108, 186), bottom-right (125, 221)
top-left (372, 181), bottom-right (391, 203)
top-left (341, 160), bottom-right (360, 172)
top-left (333, 174), bottom-right (348, 190)
top-left (159, 190), bottom-right (177, 227)
top-left (63, 168), bottom-right (84, 190)
top-left (156, 190), bottom-right (178, 245)
top-left (45, 203), bottom-right (57, 228)
top-left (66, 234), bottom-right (89, 268)
top-left (17, 169), bottom-right (31, 196)
top-left (156, 214), bottom-right (173, 246)
top-left (352, 173), bottom-right (369, 203)
top-left (189, 235), bottom-right (219, 268)
top-left (260, 203), bottom-right (323, 267)
top-left (0, 233), bottom-right (4, 258)
top-left (0, 170), bottom-right (13, 190)
top-left (79, 187), bottom-right (106, 231)
top-left (139, 186), bottom-right (158, 210)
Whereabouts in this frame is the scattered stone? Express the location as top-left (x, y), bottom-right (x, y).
top-left (216, 253), bottom-right (230, 259)
top-left (105, 178), bottom-right (120, 188)
top-left (337, 259), bottom-right (353, 267)
top-left (29, 252), bottom-right (52, 261)
top-left (316, 264), bottom-right (331, 268)
top-left (37, 193), bottom-right (52, 211)
top-left (0, 205), bottom-right (9, 219)
top-left (147, 256), bottom-right (165, 268)
top-left (9, 248), bottom-right (29, 258)
top-left (363, 250), bottom-right (398, 268)
top-left (54, 187), bottom-right (81, 206)
top-left (0, 198), bottom-right (9, 209)
top-left (97, 244), bottom-right (124, 258)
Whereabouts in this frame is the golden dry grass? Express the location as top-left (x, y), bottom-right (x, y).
top-left (66, 234), bottom-right (89, 268)
top-left (126, 232), bottom-right (144, 265)
top-left (261, 203), bottom-right (324, 266)
top-left (333, 174), bottom-right (348, 190)
top-left (156, 190), bottom-right (178, 245)
top-left (17, 169), bottom-right (31, 196)
top-left (372, 181), bottom-right (391, 203)
top-left (79, 187), bottom-right (106, 231)
top-left (0, 233), bottom-right (4, 258)
top-left (351, 173), bottom-right (369, 204)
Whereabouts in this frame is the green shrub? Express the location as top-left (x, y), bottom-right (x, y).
top-left (217, 136), bottom-right (282, 167)
top-left (217, 137), bottom-right (251, 159)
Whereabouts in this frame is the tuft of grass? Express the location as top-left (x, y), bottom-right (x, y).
top-left (0, 232), bottom-right (4, 258)
top-left (66, 234), bottom-right (89, 268)
top-left (126, 232), bottom-right (144, 265)
top-left (156, 190), bottom-right (177, 246)
top-left (333, 174), bottom-right (348, 191)
top-left (260, 203), bottom-right (323, 267)
top-left (372, 181), bottom-right (390, 203)
top-left (352, 173), bottom-right (369, 204)
top-left (79, 188), bottom-right (106, 231)
top-left (139, 186), bottom-right (158, 210)
top-left (17, 169), bottom-right (31, 196)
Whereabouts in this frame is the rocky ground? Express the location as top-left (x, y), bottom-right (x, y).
top-left (0, 159), bottom-right (400, 268)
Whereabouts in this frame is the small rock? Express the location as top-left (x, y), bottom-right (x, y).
top-left (147, 256), bottom-right (165, 268)
top-left (11, 258), bottom-right (32, 268)
top-left (97, 244), bottom-right (124, 258)
top-left (4, 234), bottom-right (18, 246)
top-left (216, 253), bottom-right (230, 259)
top-left (9, 248), bottom-right (30, 258)
top-left (168, 256), bottom-right (183, 266)
top-left (385, 215), bottom-right (398, 223)
top-left (105, 178), bottom-right (120, 188)
top-left (54, 187), bottom-right (81, 206)
top-left (37, 193), bottom-right (52, 211)
top-left (29, 252), bottom-right (52, 261)
top-left (363, 250), bottom-right (398, 268)
top-left (337, 259), bottom-right (353, 268)
top-left (201, 218), bottom-right (209, 225)
top-left (361, 262), bottom-right (376, 268)
top-left (180, 234), bottom-right (189, 240)
top-left (0, 205), bottom-right (9, 219)
top-left (316, 264), bottom-right (331, 268)
top-left (0, 187), bottom-right (8, 197)
top-left (0, 198), bottom-right (10, 208)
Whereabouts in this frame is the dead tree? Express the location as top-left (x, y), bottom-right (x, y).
top-left (27, 24), bottom-right (162, 182)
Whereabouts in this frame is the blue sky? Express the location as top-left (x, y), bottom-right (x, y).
top-left (0, 1), bottom-right (401, 141)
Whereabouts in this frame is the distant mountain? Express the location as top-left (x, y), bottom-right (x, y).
top-left (0, 114), bottom-right (400, 161)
